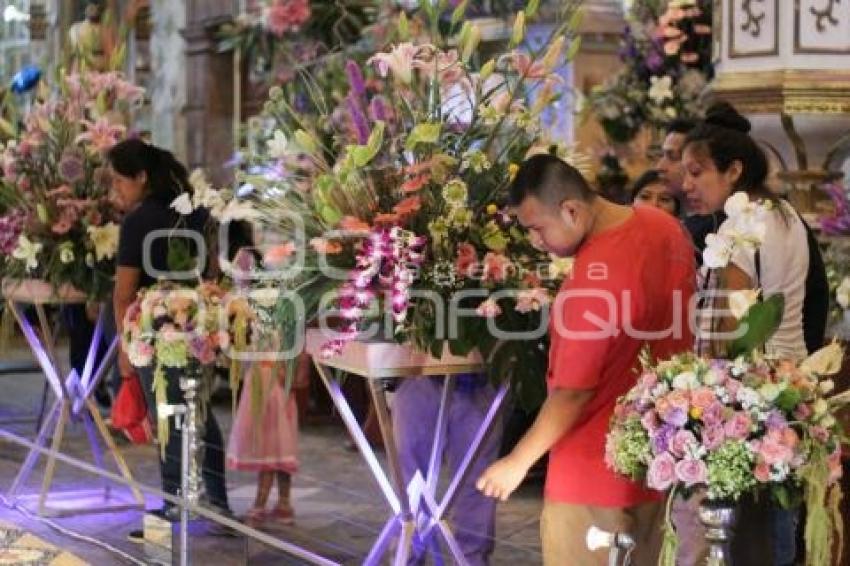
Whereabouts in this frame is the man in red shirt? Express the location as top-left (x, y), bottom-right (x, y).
top-left (476, 154), bottom-right (695, 565)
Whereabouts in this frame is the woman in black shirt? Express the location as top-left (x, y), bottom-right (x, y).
top-left (108, 138), bottom-right (231, 524)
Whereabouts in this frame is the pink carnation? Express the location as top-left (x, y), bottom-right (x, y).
top-left (455, 243), bottom-right (477, 278)
top-left (647, 452), bottom-right (677, 491)
top-left (701, 402), bottom-right (725, 427)
top-left (265, 0), bottom-right (310, 36)
top-left (758, 434), bottom-right (793, 466)
top-left (754, 462), bottom-right (771, 483)
top-left (669, 430), bottom-right (697, 458)
top-left (723, 412), bottom-right (752, 440)
top-left (691, 387), bottom-right (717, 410)
top-left (482, 252), bottom-right (511, 282)
top-left (674, 458), bottom-right (708, 487)
top-left (702, 424), bottom-right (726, 450)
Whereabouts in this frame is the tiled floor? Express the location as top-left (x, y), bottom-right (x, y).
top-left (0, 344), bottom-right (543, 565)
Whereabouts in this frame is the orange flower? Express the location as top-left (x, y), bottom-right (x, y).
top-left (310, 238), bottom-right (343, 255)
top-left (401, 173), bottom-right (430, 193)
top-left (338, 216), bottom-right (371, 232)
top-left (393, 195), bottom-right (422, 216)
top-left (263, 242), bottom-right (296, 267)
top-left (374, 213), bottom-right (401, 224)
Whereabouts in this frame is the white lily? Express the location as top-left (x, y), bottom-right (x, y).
top-left (268, 129), bottom-right (289, 160)
top-left (170, 193), bottom-right (194, 215)
top-left (87, 223), bottom-right (120, 261)
top-left (12, 235), bottom-right (42, 272)
top-left (799, 342), bottom-right (845, 376)
top-left (219, 200), bottom-right (260, 223)
top-left (648, 75), bottom-right (673, 104)
top-left (728, 288), bottom-right (760, 320)
top-left (836, 276), bottom-right (850, 310)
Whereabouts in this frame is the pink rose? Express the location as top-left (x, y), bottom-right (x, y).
top-left (794, 403), bottom-right (813, 421)
top-left (669, 430), bottom-right (697, 458)
top-left (701, 402), bottom-right (725, 427)
top-left (691, 387), bottom-right (717, 410)
top-left (648, 453), bottom-right (677, 491)
top-left (455, 243), bottom-right (478, 278)
top-left (725, 379), bottom-right (742, 398)
top-left (482, 252), bottom-right (512, 283)
top-left (810, 426), bottom-right (829, 443)
top-left (702, 424), bottom-right (726, 450)
top-left (754, 462), bottom-right (771, 483)
top-left (667, 390), bottom-right (690, 412)
top-left (641, 410), bottom-right (660, 432)
top-left (476, 298), bottom-right (502, 318)
top-left (759, 435), bottom-right (793, 466)
top-left (723, 412), bottom-right (752, 440)
top-left (674, 458), bottom-right (708, 487)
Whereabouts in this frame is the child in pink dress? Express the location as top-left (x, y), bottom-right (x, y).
top-left (227, 354), bottom-right (310, 527)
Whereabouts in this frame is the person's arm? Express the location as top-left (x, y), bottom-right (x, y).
top-left (114, 265), bottom-right (140, 377)
top-left (476, 387), bottom-right (594, 501)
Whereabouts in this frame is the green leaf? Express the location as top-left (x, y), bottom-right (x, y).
top-left (348, 121), bottom-right (385, 167)
top-left (774, 387), bottom-right (802, 413)
top-left (510, 12), bottom-right (526, 47)
top-left (524, 0), bottom-right (540, 19)
top-left (319, 204), bottom-right (342, 225)
top-left (405, 122), bottom-right (441, 151)
top-left (429, 339), bottom-right (444, 359)
top-left (167, 239), bottom-right (195, 272)
top-left (729, 293), bottom-right (785, 358)
top-left (565, 36), bottom-right (582, 61)
top-left (451, 0), bottom-right (469, 26)
top-left (568, 7), bottom-right (585, 32)
top-left (398, 11), bottom-right (410, 41)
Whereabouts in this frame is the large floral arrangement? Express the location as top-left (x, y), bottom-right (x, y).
top-left (218, 0), bottom-right (376, 85)
top-left (0, 70), bottom-right (144, 299)
top-left (122, 280), bottom-right (255, 446)
top-left (606, 346), bottom-right (846, 565)
top-left (608, 191), bottom-right (846, 564)
top-left (240, 1), bottom-right (582, 408)
top-left (589, 0), bottom-right (712, 143)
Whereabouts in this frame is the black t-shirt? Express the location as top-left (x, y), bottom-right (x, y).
top-left (684, 211), bottom-right (726, 267)
top-left (117, 197), bottom-right (209, 288)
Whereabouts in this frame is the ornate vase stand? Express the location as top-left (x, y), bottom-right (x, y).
top-left (306, 329), bottom-right (507, 566)
top-left (2, 280), bottom-right (144, 516)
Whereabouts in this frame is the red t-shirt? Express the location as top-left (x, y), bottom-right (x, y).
top-left (545, 206), bottom-right (696, 506)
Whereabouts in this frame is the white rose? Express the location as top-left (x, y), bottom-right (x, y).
top-left (728, 289), bottom-right (760, 320)
top-left (758, 383), bottom-right (781, 402)
top-left (59, 246), bottom-right (75, 264)
top-left (672, 371), bottom-right (700, 390)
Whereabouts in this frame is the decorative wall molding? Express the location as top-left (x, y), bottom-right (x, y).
top-left (728, 0), bottom-right (778, 58)
top-left (795, 0), bottom-right (850, 54)
top-left (713, 69), bottom-right (850, 113)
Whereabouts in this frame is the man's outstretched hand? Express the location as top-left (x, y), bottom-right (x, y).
top-left (476, 455), bottom-right (530, 502)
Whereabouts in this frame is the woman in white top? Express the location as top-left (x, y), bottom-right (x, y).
top-left (677, 102), bottom-right (811, 566)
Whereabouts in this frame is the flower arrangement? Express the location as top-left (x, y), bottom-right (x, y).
top-left (240, 1), bottom-right (583, 409)
top-left (820, 182), bottom-right (850, 236)
top-left (0, 69), bottom-right (144, 299)
top-left (606, 346), bottom-right (846, 565)
top-left (122, 280), bottom-right (255, 447)
top-left (588, 0), bottom-right (712, 144)
top-left (218, 0), bottom-right (376, 85)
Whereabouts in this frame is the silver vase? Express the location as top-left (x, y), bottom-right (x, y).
top-left (698, 500), bottom-right (737, 566)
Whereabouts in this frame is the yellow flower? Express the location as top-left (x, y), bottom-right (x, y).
top-left (486, 204), bottom-right (498, 215)
top-left (689, 407), bottom-right (703, 420)
top-left (87, 222), bottom-right (120, 261)
top-left (508, 163), bottom-right (519, 181)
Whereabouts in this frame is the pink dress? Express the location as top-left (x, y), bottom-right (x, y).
top-left (227, 362), bottom-right (298, 473)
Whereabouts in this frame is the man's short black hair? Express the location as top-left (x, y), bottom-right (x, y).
top-left (665, 118), bottom-right (697, 136)
top-left (508, 154), bottom-right (594, 207)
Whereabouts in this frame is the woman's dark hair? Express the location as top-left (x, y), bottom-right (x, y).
top-left (107, 138), bottom-right (191, 206)
top-left (630, 169), bottom-right (682, 215)
top-left (683, 102), bottom-right (772, 200)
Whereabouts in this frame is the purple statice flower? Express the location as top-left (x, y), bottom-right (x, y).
top-left (369, 95), bottom-right (389, 123)
top-left (651, 424), bottom-right (676, 454)
top-left (765, 410), bottom-right (788, 431)
top-left (58, 152), bottom-right (85, 183)
top-left (346, 93), bottom-right (370, 145)
top-left (645, 49), bottom-right (665, 73)
top-left (345, 59), bottom-right (367, 99)
top-left (0, 209), bottom-right (26, 254)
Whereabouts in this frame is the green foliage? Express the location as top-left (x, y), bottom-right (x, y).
top-left (729, 294), bottom-right (785, 358)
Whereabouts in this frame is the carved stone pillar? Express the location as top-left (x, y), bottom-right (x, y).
top-left (183, 0), bottom-right (236, 187)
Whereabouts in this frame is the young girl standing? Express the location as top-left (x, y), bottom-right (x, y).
top-left (226, 250), bottom-right (311, 527)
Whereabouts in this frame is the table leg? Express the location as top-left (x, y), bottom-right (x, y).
top-left (436, 519), bottom-right (471, 566)
top-left (367, 379), bottom-right (411, 518)
top-left (311, 361), bottom-right (400, 514)
top-left (7, 399), bottom-right (60, 500)
top-left (394, 518), bottom-right (415, 566)
top-left (85, 398), bottom-right (145, 505)
top-left (363, 517), bottom-right (399, 566)
top-left (38, 401), bottom-right (70, 514)
top-left (81, 409), bottom-right (109, 496)
top-left (426, 375), bottom-right (454, 495)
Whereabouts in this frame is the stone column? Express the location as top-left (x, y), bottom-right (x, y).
top-left (183, 0), bottom-right (236, 187)
top-left (149, 0), bottom-right (187, 159)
